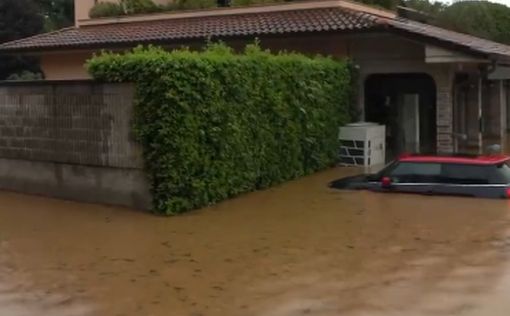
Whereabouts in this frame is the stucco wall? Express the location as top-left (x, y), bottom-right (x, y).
top-left (40, 52), bottom-right (93, 80)
top-left (38, 35), bottom-right (350, 80)
top-left (39, 34), bottom-right (419, 80)
top-left (347, 34), bottom-right (457, 153)
top-left (75, 0), bottom-right (96, 24)
top-left (38, 32), bottom-right (460, 152)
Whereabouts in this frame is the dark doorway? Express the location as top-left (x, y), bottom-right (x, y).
top-left (365, 73), bottom-right (437, 160)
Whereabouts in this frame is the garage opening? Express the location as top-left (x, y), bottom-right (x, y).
top-left (364, 73), bottom-right (437, 160)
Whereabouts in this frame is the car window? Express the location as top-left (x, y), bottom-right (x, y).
top-left (381, 159), bottom-right (510, 185)
top-left (389, 162), bottom-right (441, 183)
top-left (441, 164), bottom-right (492, 184)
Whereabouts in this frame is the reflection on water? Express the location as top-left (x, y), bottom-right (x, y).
top-left (1, 167), bottom-right (510, 315)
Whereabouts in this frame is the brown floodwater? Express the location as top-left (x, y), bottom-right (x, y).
top-left (2, 167), bottom-right (510, 316)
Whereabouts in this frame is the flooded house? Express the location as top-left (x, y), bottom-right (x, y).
top-left (1, 0), bottom-right (510, 158)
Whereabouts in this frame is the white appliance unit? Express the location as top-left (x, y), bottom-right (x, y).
top-left (339, 122), bottom-right (386, 167)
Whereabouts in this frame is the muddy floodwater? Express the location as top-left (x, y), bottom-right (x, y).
top-left (2, 168), bottom-right (510, 316)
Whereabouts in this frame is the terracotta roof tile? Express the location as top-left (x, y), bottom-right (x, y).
top-left (0, 8), bottom-right (381, 52)
top-left (1, 2), bottom-right (510, 60)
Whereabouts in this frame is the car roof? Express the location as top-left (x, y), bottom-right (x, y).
top-left (398, 154), bottom-right (510, 165)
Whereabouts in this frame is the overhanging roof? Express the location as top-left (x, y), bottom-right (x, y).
top-left (0, 7), bottom-right (381, 52)
top-left (1, 0), bottom-right (510, 61)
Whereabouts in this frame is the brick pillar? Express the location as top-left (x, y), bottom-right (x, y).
top-left (433, 68), bottom-right (455, 153)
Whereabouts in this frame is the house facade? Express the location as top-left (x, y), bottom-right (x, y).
top-left (1, 0), bottom-right (510, 158)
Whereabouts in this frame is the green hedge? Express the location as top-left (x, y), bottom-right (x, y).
top-left (88, 44), bottom-right (352, 215)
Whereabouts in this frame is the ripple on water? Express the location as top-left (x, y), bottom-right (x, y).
top-left (1, 168), bottom-right (510, 316)
top-left (0, 280), bottom-right (96, 316)
top-left (0, 248), bottom-right (96, 316)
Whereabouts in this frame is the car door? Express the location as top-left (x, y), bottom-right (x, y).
top-left (435, 164), bottom-right (481, 197)
top-left (438, 163), bottom-right (508, 198)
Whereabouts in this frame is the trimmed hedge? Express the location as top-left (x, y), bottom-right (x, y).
top-left (88, 44), bottom-right (352, 215)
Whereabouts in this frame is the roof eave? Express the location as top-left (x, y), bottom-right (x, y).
top-left (0, 28), bottom-right (382, 55)
top-left (487, 53), bottom-right (510, 65)
top-left (384, 25), bottom-right (495, 61)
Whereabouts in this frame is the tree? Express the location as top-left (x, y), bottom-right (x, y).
top-left (380, 0), bottom-right (510, 45)
top-left (0, 0), bottom-right (44, 80)
top-left (38, 0), bottom-right (75, 31)
top-left (436, 1), bottom-right (510, 44)
top-left (401, 0), bottom-right (446, 16)
top-left (0, 0), bottom-right (44, 43)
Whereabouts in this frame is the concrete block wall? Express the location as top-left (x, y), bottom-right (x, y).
top-left (0, 81), bottom-right (150, 210)
top-left (0, 82), bottom-right (143, 168)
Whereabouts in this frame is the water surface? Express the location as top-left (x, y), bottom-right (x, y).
top-left (1, 168), bottom-right (510, 315)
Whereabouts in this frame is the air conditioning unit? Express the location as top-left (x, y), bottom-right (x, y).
top-left (339, 122), bottom-right (385, 167)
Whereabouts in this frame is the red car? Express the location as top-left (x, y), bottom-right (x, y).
top-left (330, 154), bottom-right (510, 199)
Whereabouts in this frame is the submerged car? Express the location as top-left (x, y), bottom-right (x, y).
top-left (330, 154), bottom-right (510, 199)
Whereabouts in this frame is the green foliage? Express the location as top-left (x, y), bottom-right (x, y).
top-left (0, 0), bottom-right (43, 43)
top-left (161, 0), bottom-right (217, 11)
top-left (90, 0), bottom-right (163, 18)
top-left (38, 0), bottom-right (74, 31)
top-left (400, 0), bottom-right (510, 44)
top-left (6, 71), bottom-right (43, 81)
top-left (0, 0), bottom-right (44, 80)
top-left (402, 0), bottom-right (446, 16)
top-left (121, 0), bottom-right (161, 14)
top-left (88, 0), bottom-right (288, 17)
top-left (88, 43), bottom-right (351, 215)
top-left (436, 1), bottom-right (510, 44)
top-left (89, 2), bottom-right (126, 18)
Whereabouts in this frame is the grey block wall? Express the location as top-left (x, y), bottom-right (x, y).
top-left (0, 81), bottom-right (151, 210)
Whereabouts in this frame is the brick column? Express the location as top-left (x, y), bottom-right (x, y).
top-left (432, 68), bottom-right (455, 154)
